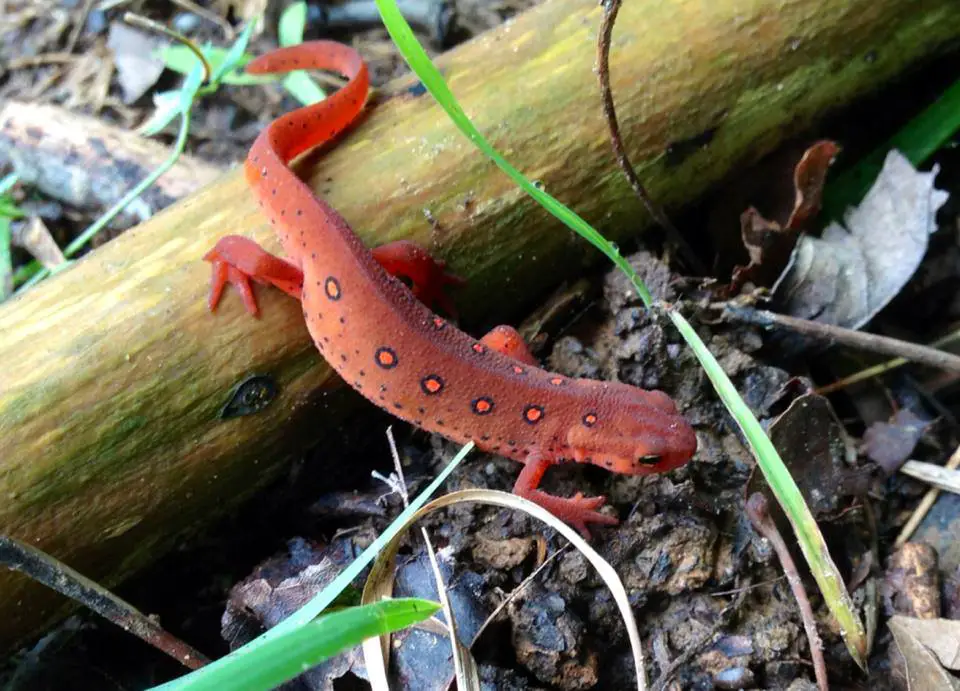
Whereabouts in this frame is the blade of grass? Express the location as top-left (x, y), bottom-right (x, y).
top-left (822, 76), bottom-right (960, 220)
top-left (279, 1), bottom-right (327, 105)
top-left (151, 442), bottom-right (474, 691)
top-left (169, 599), bottom-right (440, 691)
top-left (1, 216), bottom-right (12, 299)
top-left (374, 0), bottom-right (652, 307)
top-left (373, 0), bottom-right (867, 667)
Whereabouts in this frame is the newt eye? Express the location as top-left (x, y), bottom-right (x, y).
top-left (637, 454), bottom-right (661, 466)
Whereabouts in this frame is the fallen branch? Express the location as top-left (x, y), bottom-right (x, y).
top-left (721, 305), bottom-right (960, 374)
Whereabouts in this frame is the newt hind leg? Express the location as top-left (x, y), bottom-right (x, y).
top-left (371, 240), bottom-right (464, 317)
top-left (204, 235), bottom-right (304, 316)
top-left (480, 325), bottom-right (538, 365)
top-left (513, 453), bottom-right (618, 539)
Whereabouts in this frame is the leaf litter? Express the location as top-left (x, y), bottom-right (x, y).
top-left (774, 150), bottom-right (949, 328)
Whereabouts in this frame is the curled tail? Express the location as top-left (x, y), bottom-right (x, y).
top-left (245, 41), bottom-right (370, 165)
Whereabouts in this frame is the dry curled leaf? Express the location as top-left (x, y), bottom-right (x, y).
top-left (889, 616), bottom-right (960, 690)
top-left (776, 150), bottom-right (949, 328)
top-left (730, 140), bottom-right (839, 293)
top-left (106, 22), bottom-right (165, 104)
top-left (863, 408), bottom-right (930, 474)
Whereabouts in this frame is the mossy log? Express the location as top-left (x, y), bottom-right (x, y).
top-left (1, 0), bottom-right (958, 649)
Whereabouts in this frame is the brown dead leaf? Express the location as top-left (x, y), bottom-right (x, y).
top-left (776, 150), bottom-right (949, 328)
top-left (863, 408), bottom-right (931, 474)
top-left (747, 393), bottom-right (850, 517)
top-left (730, 140), bottom-right (838, 293)
top-left (889, 615), bottom-right (960, 690)
top-left (787, 140), bottom-right (841, 229)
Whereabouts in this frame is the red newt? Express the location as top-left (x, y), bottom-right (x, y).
top-left (204, 41), bottom-right (697, 537)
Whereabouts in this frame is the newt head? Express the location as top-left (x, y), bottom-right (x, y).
top-left (565, 383), bottom-right (696, 475)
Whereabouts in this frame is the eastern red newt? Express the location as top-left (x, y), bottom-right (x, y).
top-left (204, 41), bottom-right (697, 537)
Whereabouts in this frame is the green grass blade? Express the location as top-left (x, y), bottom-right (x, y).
top-left (668, 311), bottom-right (866, 663)
top-left (278, 1), bottom-right (308, 45)
top-left (0, 216), bottom-right (12, 299)
top-left (210, 20), bottom-right (259, 84)
top-left (0, 172), bottom-right (19, 196)
top-left (279, 2), bottom-right (326, 105)
top-left (374, 0), bottom-right (867, 666)
top-left (373, 0), bottom-right (651, 305)
top-left (151, 442), bottom-right (473, 691)
top-left (822, 76), bottom-right (960, 220)
top-left (156, 599), bottom-right (439, 691)
top-left (157, 46), bottom-right (272, 85)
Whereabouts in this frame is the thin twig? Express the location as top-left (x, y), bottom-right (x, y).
top-left (123, 13), bottom-right (212, 83)
top-left (722, 305), bottom-right (960, 375)
top-left (7, 53), bottom-right (78, 69)
top-left (169, 0), bottom-right (236, 39)
top-left (382, 428), bottom-right (470, 687)
top-left (595, 0), bottom-right (704, 275)
top-left (816, 328), bottom-right (960, 394)
top-left (746, 494), bottom-right (828, 691)
top-left (895, 444), bottom-right (960, 547)
top-left (66, 0), bottom-right (97, 53)
top-left (651, 579), bottom-right (750, 691)
top-left (0, 536), bottom-right (208, 669)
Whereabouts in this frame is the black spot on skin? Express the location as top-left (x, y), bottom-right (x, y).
top-left (359, 370), bottom-right (366, 377)
top-left (339, 317), bottom-right (346, 325)
top-left (480, 434), bottom-right (490, 441)
top-left (471, 396), bottom-right (495, 415)
top-left (418, 407), bottom-right (425, 414)
top-left (420, 375), bottom-right (444, 395)
top-left (393, 402), bottom-right (403, 410)
top-left (340, 354), bottom-right (347, 363)
top-left (522, 404), bottom-right (545, 425)
top-left (325, 276), bottom-right (342, 301)
top-left (436, 419), bottom-right (445, 426)
top-left (375, 346), bottom-right (398, 369)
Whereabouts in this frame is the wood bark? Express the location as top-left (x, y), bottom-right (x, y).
top-left (1, 0), bottom-right (958, 648)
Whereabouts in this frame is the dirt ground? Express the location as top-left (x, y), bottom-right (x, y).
top-left (2, 0), bottom-right (960, 689)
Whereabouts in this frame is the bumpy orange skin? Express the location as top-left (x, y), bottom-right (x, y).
top-left (204, 41), bottom-right (697, 537)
